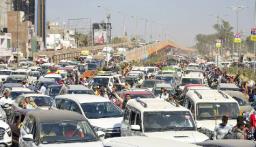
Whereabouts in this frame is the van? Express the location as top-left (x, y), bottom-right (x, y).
top-left (183, 89), bottom-right (240, 137)
top-left (121, 98), bottom-right (208, 143)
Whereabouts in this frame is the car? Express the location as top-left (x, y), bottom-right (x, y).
top-left (55, 94), bottom-right (123, 138)
top-left (104, 136), bottom-right (199, 147)
top-left (155, 74), bottom-right (178, 86)
top-left (89, 76), bottom-right (115, 91)
top-left (45, 84), bottom-right (62, 98)
top-left (35, 55), bottom-right (49, 64)
top-left (141, 79), bottom-right (163, 91)
top-left (117, 89), bottom-right (156, 100)
top-left (4, 75), bottom-right (27, 84)
top-left (19, 110), bottom-right (104, 147)
top-left (152, 83), bottom-right (175, 97)
top-left (0, 120), bottom-right (12, 146)
top-left (9, 87), bottom-right (34, 100)
top-left (224, 90), bottom-right (253, 114)
top-left (0, 69), bottom-right (12, 82)
top-left (183, 89), bottom-right (240, 138)
top-left (14, 94), bottom-right (56, 110)
top-left (67, 85), bottom-right (95, 95)
top-left (35, 78), bottom-right (56, 90)
top-left (197, 139), bottom-right (256, 147)
top-left (180, 73), bottom-right (205, 90)
top-left (43, 74), bottom-right (62, 82)
top-left (121, 98), bottom-right (209, 143)
top-left (218, 83), bottom-right (241, 91)
top-left (178, 84), bottom-right (211, 104)
top-left (8, 108), bottom-right (32, 145)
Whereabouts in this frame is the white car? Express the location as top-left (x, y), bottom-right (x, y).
top-left (104, 136), bottom-right (199, 147)
top-left (0, 120), bottom-right (12, 146)
top-left (183, 89), bottom-right (240, 137)
top-left (55, 94), bottom-right (123, 138)
top-left (121, 98), bottom-right (209, 143)
top-left (0, 70), bottom-right (12, 82)
top-left (19, 110), bottom-right (104, 147)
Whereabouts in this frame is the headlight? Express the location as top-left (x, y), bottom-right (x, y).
top-left (6, 128), bottom-right (11, 137)
top-left (94, 126), bottom-right (106, 132)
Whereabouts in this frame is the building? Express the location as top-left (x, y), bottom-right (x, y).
top-left (13, 0), bottom-right (46, 48)
top-left (35, 0), bottom-right (46, 47)
top-left (46, 22), bottom-right (76, 50)
top-left (13, 0), bottom-right (35, 24)
top-left (7, 11), bottom-right (33, 58)
top-left (0, 32), bottom-right (12, 62)
top-left (0, 0), bottom-right (12, 31)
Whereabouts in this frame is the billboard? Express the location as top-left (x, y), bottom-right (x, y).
top-left (93, 23), bottom-right (111, 45)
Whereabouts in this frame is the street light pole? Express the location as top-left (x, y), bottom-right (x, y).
top-left (254, 0), bottom-right (256, 72)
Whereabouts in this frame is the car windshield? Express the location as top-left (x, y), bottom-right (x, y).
top-left (49, 87), bottom-right (62, 96)
top-left (32, 96), bottom-right (53, 107)
top-left (143, 111), bottom-right (196, 132)
top-left (81, 102), bottom-right (123, 119)
top-left (0, 71), bottom-right (11, 75)
top-left (68, 90), bottom-right (94, 95)
top-left (12, 72), bottom-right (27, 75)
top-left (11, 91), bottom-right (34, 100)
top-left (40, 121), bottom-right (98, 144)
top-left (142, 81), bottom-right (156, 88)
top-left (147, 68), bottom-right (155, 73)
top-left (5, 78), bottom-right (24, 83)
top-left (156, 76), bottom-right (174, 83)
top-left (88, 64), bottom-right (97, 70)
top-left (197, 103), bottom-right (239, 120)
top-left (181, 78), bottom-right (202, 86)
top-left (92, 78), bottom-right (109, 86)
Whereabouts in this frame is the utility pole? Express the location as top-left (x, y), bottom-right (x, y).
top-left (229, 5), bottom-right (247, 58)
top-left (254, 0), bottom-right (256, 72)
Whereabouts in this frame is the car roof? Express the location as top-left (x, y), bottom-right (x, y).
top-left (127, 98), bottom-right (189, 112)
top-left (21, 93), bottom-right (50, 97)
top-left (186, 89), bottom-right (238, 103)
top-left (182, 73), bottom-right (203, 78)
top-left (56, 94), bottom-right (110, 103)
top-left (67, 85), bottom-right (91, 90)
top-left (224, 90), bottom-right (247, 99)
top-left (154, 83), bottom-right (172, 88)
top-left (27, 110), bottom-right (86, 123)
top-left (11, 87), bottom-right (32, 92)
top-left (44, 74), bottom-right (61, 78)
top-left (104, 136), bottom-right (199, 147)
top-left (219, 83), bottom-right (239, 89)
top-left (196, 139), bottom-right (256, 147)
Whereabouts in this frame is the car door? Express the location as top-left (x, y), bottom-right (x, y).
top-left (129, 109), bottom-right (142, 136)
top-left (69, 100), bottom-right (83, 115)
top-left (20, 115), bottom-right (37, 147)
top-left (10, 112), bottom-right (24, 144)
top-left (121, 106), bottom-right (131, 136)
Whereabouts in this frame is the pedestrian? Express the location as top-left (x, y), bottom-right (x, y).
top-left (225, 116), bottom-right (247, 139)
top-left (213, 115), bottom-right (232, 140)
top-left (250, 108), bottom-right (256, 139)
top-left (59, 80), bottom-right (68, 95)
top-left (38, 83), bottom-right (46, 95)
top-left (122, 94), bottom-right (131, 109)
top-left (0, 88), bottom-right (13, 105)
top-left (159, 88), bottom-right (169, 100)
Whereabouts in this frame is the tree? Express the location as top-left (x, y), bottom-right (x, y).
top-left (195, 19), bottom-right (234, 55)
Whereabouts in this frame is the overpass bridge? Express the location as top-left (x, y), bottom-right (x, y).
top-left (33, 40), bottom-right (195, 64)
top-left (125, 40), bottom-right (196, 62)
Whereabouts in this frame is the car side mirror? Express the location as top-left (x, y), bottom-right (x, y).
top-left (96, 131), bottom-right (105, 139)
top-left (22, 134), bottom-right (34, 142)
top-left (131, 125), bottom-right (141, 131)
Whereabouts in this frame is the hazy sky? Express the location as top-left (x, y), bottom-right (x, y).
top-left (46, 0), bottom-right (254, 47)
